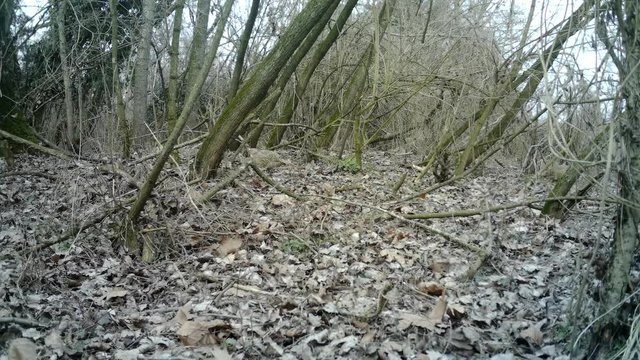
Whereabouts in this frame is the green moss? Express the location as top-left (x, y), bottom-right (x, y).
top-left (280, 238), bottom-right (308, 254)
top-left (0, 111), bottom-right (38, 150)
top-left (337, 155), bottom-right (360, 173)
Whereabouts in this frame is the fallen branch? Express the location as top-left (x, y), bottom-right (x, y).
top-left (132, 133), bottom-right (208, 165)
top-left (248, 163), bottom-right (305, 201)
top-left (195, 165), bottom-right (250, 203)
top-left (0, 317), bottom-right (52, 329)
top-left (404, 196), bottom-right (623, 220)
top-left (0, 171), bottom-right (57, 180)
top-left (27, 197), bottom-right (135, 252)
top-left (311, 195), bottom-right (485, 256)
top-left (0, 129), bottom-right (72, 161)
top-left (97, 164), bottom-right (141, 189)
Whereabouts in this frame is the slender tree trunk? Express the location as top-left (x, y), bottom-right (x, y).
top-left (167, 0), bottom-right (186, 136)
top-left (55, 0), bottom-right (76, 152)
top-left (314, 0), bottom-right (396, 157)
top-left (243, 0), bottom-right (342, 148)
top-left (110, 0), bottom-right (130, 158)
top-left (455, 0), bottom-right (595, 173)
top-left (266, 0), bottom-right (359, 148)
top-left (194, 0), bottom-right (341, 179)
top-left (132, 0), bottom-right (156, 142)
top-left (186, 0), bottom-right (211, 91)
top-left (125, 0), bottom-right (235, 255)
top-left (542, 126), bottom-right (608, 217)
top-left (228, 0), bottom-right (260, 101)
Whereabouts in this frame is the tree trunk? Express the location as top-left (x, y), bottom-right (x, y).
top-left (132, 0), bottom-right (156, 142)
top-left (194, 0), bottom-right (340, 179)
top-left (167, 0), bottom-right (186, 136)
top-left (55, 0), bottom-right (76, 152)
top-left (314, 0), bottom-right (396, 157)
top-left (594, 0), bottom-right (640, 347)
top-left (125, 0), bottom-right (235, 254)
top-left (242, 0), bottom-right (342, 148)
top-left (266, 0), bottom-right (359, 148)
top-left (110, 0), bottom-right (130, 158)
top-left (227, 0), bottom-right (260, 101)
top-left (186, 0), bottom-right (211, 91)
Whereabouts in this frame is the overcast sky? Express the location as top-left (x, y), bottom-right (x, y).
top-left (17, 0), bottom-right (599, 73)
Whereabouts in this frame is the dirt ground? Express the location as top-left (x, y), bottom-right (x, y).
top-left (0, 150), bottom-right (610, 359)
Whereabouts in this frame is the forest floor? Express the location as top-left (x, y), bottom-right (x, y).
top-left (0, 149), bottom-right (611, 359)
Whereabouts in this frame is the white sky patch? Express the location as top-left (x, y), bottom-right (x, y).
top-left (17, 0), bottom-right (604, 78)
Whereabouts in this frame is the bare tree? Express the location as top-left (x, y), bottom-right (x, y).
top-left (193, 0), bottom-right (341, 179)
top-left (132, 0), bottom-right (156, 141)
top-left (185, 0), bottom-right (212, 91)
top-left (591, 0), bottom-right (640, 350)
top-left (125, 0), bottom-right (235, 256)
top-left (54, 0), bottom-right (76, 152)
top-left (110, 0), bottom-right (131, 158)
top-left (227, 0), bottom-right (261, 101)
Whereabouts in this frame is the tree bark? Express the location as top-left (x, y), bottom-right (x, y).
top-left (132, 0), bottom-right (156, 141)
top-left (314, 0), bottom-right (396, 159)
top-left (595, 0), bottom-right (640, 346)
top-left (243, 0), bottom-right (342, 148)
top-left (227, 0), bottom-right (260, 101)
top-left (266, 0), bottom-right (359, 148)
top-left (167, 0), bottom-right (186, 136)
top-left (194, 0), bottom-right (340, 179)
top-left (54, 0), bottom-right (76, 152)
top-left (110, 0), bottom-right (130, 158)
top-left (125, 0), bottom-right (235, 252)
top-left (185, 0), bottom-right (211, 91)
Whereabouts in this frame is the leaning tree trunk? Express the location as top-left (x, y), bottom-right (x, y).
top-left (185, 0), bottom-right (211, 91)
top-left (454, 0), bottom-right (595, 175)
top-left (314, 0), bottom-right (396, 160)
top-left (54, 0), bottom-right (77, 152)
top-left (542, 126), bottom-right (608, 218)
top-left (227, 0), bottom-right (260, 101)
top-left (594, 0), bottom-right (640, 348)
top-left (266, 0), bottom-right (359, 148)
top-left (132, 0), bottom-right (156, 142)
top-left (110, 0), bottom-right (131, 158)
top-left (243, 0), bottom-right (342, 148)
top-left (194, 0), bottom-right (341, 179)
top-left (125, 0), bottom-right (235, 257)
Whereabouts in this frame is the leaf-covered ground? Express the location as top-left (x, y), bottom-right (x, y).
top-left (0, 150), bottom-right (610, 359)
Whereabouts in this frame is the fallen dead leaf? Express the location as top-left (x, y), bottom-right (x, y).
top-left (360, 330), bottom-right (377, 347)
top-left (380, 248), bottom-right (407, 266)
top-left (8, 338), bottom-right (38, 360)
top-left (210, 347), bottom-right (233, 360)
top-left (398, 313), bottom-right (436, 331)
top-left (429, 293), bottom-right (447, 323)
top-left (217, 236), bottom-right (243, 257)
top-left (462, 326), bottom-right (481, 343)
top-left (271, 194), bottom-right (294, 206)
top-left (176, 319), bottom-right (230, 346)
top-left (447, 303), bottom-right (466, 319)
top-left (105, 287), bottom-right (128, 301)
top-left (519, 324), bottom-right (544, 346)
top-left (430, 260), bottom-right (451, 274)
top-left (174, 303), bottom-right (193, 325)
top-left (418, 281), bottom-right (445, 296)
